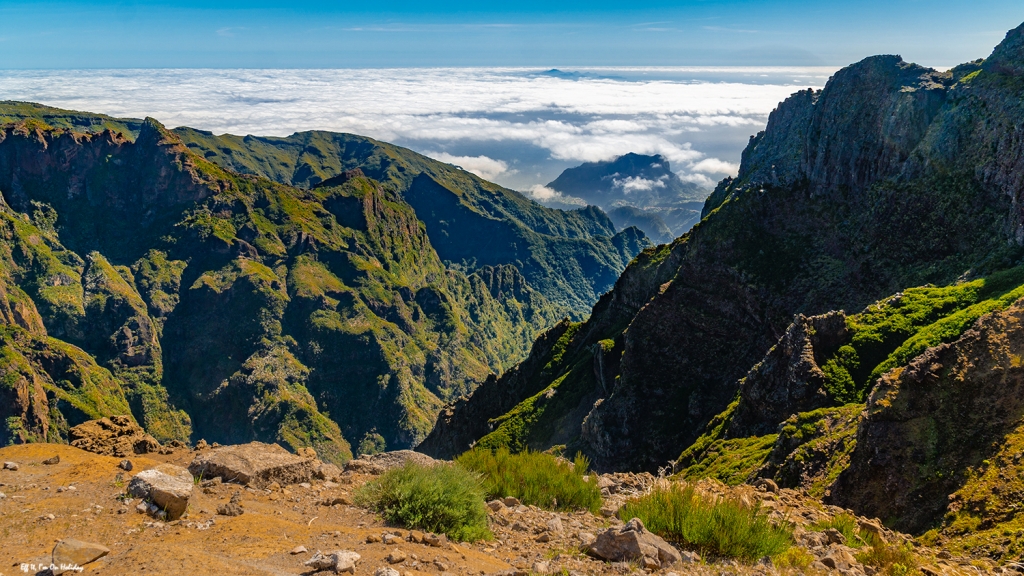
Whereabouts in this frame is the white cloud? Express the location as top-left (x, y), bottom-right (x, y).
top-left (614, 176), bottom-right (666, 193)
top-left (0, 67), bottom-right (831, 191)
top-left (424, 151), bottom-right (511, 180)
top-left (690, 158), bottom-right (741, 175)
top-left (525, 185), bottom-right (587, 206)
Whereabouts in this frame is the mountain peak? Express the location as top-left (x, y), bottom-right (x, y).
top-left (985, 21), bottom-right (1024, 75)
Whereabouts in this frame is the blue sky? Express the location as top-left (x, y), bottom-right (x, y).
top-left (1, 0), bottom-right (1022, 68)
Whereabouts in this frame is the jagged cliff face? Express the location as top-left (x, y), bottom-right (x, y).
top-left (424, 23), bottom-right (1024, 472)
top-left (0, 119), bottom-right (576, 460)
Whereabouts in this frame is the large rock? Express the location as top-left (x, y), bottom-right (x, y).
top-left (586, 517), bottom-right (682, 568)
top-left (189, 442), bottom-right (317, 488)
top-left (69, 415), bottom-right (163, 457)
top-left (128, 463), bottom-right (194, 520)
top-left (52, 539), bottom-right (110, 574)
top-left (344, 450), bottom-right (437, 474)
top-left (304, 550), bottom-right (360, 574)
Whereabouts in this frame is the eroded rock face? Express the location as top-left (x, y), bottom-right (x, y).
top-left (69, 416), bottom-right (163, 457)
top-left (728, 311), bottom-right (848, 437)
top-left (188, 442), bottom-right (317, 488)
top-left (830, 300), bottom-right (1024, 532)
top-left (128, 463), bottom-right (194, 520)
top-left (586, 517), bottom-right (682, 568)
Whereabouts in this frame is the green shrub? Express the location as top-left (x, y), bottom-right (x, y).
top-left (811, 513), bottom-right (866, 547)
top-left (353, 462), bottom-right (492, 542)
top-left (617, 483), bottom-right (792, 560)
top-left (456, 447), bottom-right (602, 513)
top-left (357, 430), bottom-right (386, 456)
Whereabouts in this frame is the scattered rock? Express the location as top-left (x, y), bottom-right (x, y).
top-left (383, 534), bottom-right (402, 545)
top-left (546, 516), bottom-right (563, 533)
top-left (127, 463), bottom-right (194, 520)
top-left (3, 462), bottom-right (18, 471)
top-left (858, 518), bottom-right (886, 543)
top-left (321, 495), bottom-right (352, 506)
top-left (824, 528), bottom-right (847, 545)
top-left (753, 478), bottom-right (779, 493)
top-left (374, 568), bottom-right (400, 576)
top-left (290, 545), bottom-right (308, 555)
top-left (195, 439), bottom-right (208, 450)
top-left (188, 442), bottom-right (317, 488)
top-left (217, 502), bottom-right (244, 516)
top-left (52, 539), bottom-right (110, 575)
top-left (532, 561), bottom-right (550, 574)
top-left (587, 517), bottom-right (682, 568)
top-left (43, 455), bottom-right (60, 465)
top-left (486, 499), bottom-right (504, 512)
top-left (136, 502), bottom-right (149, 514)
top-left (304, 550), bottom-right (360, 574)
top-left (366, 534), bottom-right (382, 543)
top-left (502, 496), bottom-right (521, 507)
top-left (69, 416), bottom-right (164, 457)
top-left (119, 459), bottom-right (133, 471)
top-left (423, 532), bottom-right (444, 547)
top-left (535, 533), bottom-right (552, 543)
top-left (386, 548), bottom-right (406, 563)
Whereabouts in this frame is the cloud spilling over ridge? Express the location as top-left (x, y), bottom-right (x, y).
top-left (0, 67), bottom-right (831, 191)
top-left (614, 175), bottom-right (666, 193)
top-left (425, 151), bottom-right (512, 180)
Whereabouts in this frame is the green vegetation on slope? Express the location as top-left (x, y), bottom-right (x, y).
top-left (618, 483), bottom-right (792, 560)
top-left (457, 447), bottom-right (602, 513)
top-left (354, 462), bottom-right (492, 542)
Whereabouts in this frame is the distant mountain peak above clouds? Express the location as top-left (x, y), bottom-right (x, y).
top-left (541, 152), bottom-right (711, 243)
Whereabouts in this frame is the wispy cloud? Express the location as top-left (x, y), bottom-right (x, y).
top-left (425, 151), bottom-right (513, 180)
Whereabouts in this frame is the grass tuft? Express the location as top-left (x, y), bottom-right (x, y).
top-left (456, 447), bottom-right (602, 513)
top-left (617, 483), bottom-right (792, 561)
top-left (811, 512), bottom-right (867, 547)
top-left (855, 536), bottom-right (920, 576)
top-left (354, 462), bottom-right (492, 542)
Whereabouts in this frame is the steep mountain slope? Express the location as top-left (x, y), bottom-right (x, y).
top-left (423, 24), bottom-right (1024, 473)
top-left (544, 153), bottom-right (709, 242)
top-left (0, 119), bottom-right (562, 460)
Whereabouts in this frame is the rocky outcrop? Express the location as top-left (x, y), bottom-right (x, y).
top-left (69, 416), bottom-right (163, 457)
top-left (830, 299), bottom-right (1024, 532)
top-left (728, 311), bottom-right (848, 437)
top-left (188, 442), bottom-right (318, 488)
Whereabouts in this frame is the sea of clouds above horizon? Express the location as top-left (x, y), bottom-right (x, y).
top-left (0, 67), bottom-right (835, 195)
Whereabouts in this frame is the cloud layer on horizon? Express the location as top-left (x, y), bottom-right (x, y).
top-left (0, 67), bottom-right (833, 191)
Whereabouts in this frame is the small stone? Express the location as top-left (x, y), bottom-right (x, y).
top-left (578, 532), bottom-right (597, 547)
top-left (57, 486), bottom-right (67, 493)
top-left (511, 521), bottom-right (529, 531)
top-left (290, 545), bottom-right (308, 555)
top-left (423, 533), bottom-right (444, 547)
top-left (119, 459), bottom-right (133, 471)
top-left (408, 530), bottom-right (424, 543)
top-left (383, 534), bottom-right (402, 545)
top-left (486, 499), bottom-right (504, 512)
top-left (433, 560), bottom-right (449, 571)
top-left (502, 496), bottom-right (521, 507)
top-left (680, 550), bottom-right (701, 563)
top-left (304, 550), bottom-right (360, 574)
top-left (299, 482), bottom-right (312, 489)
top-left (536, 533), bottom-right (552, 543)
top-left (824, 528), bottom-right (847, 545)
top-left (366, 534), bottom-right (382, 543)
top-left (753, 478), bottom-right (779, 493)
top-left (195, 439), bottom-right (209, 450)
top-left (43, 455), bottom-right (61, 465)
top-left (937, 550), bottom-right (952, 560)
top-left (387, 549), bottom-right (407, 564)
top-left (3, 462), bottom-right (18, 471)
top-left (532, 561), bottom-right (551, 574)
top-left (374, 568), bottom-right (400, 576)
top-left (0, 492), bottom-right (6, 499)
top-left (52, 539), bottom-right (110, 574)
top-left (599, 504), bottom-right (618, 518)
top-left (136, 502), bottom-right (149, 513)
top-left (67, 485), bottom-right (76, 491)
top-left (41, 513), bottom-right (55, 521)
top-left (546, 516), bottom-right (564, 533)
top-left (217, 502), bottom-right (244, 516)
